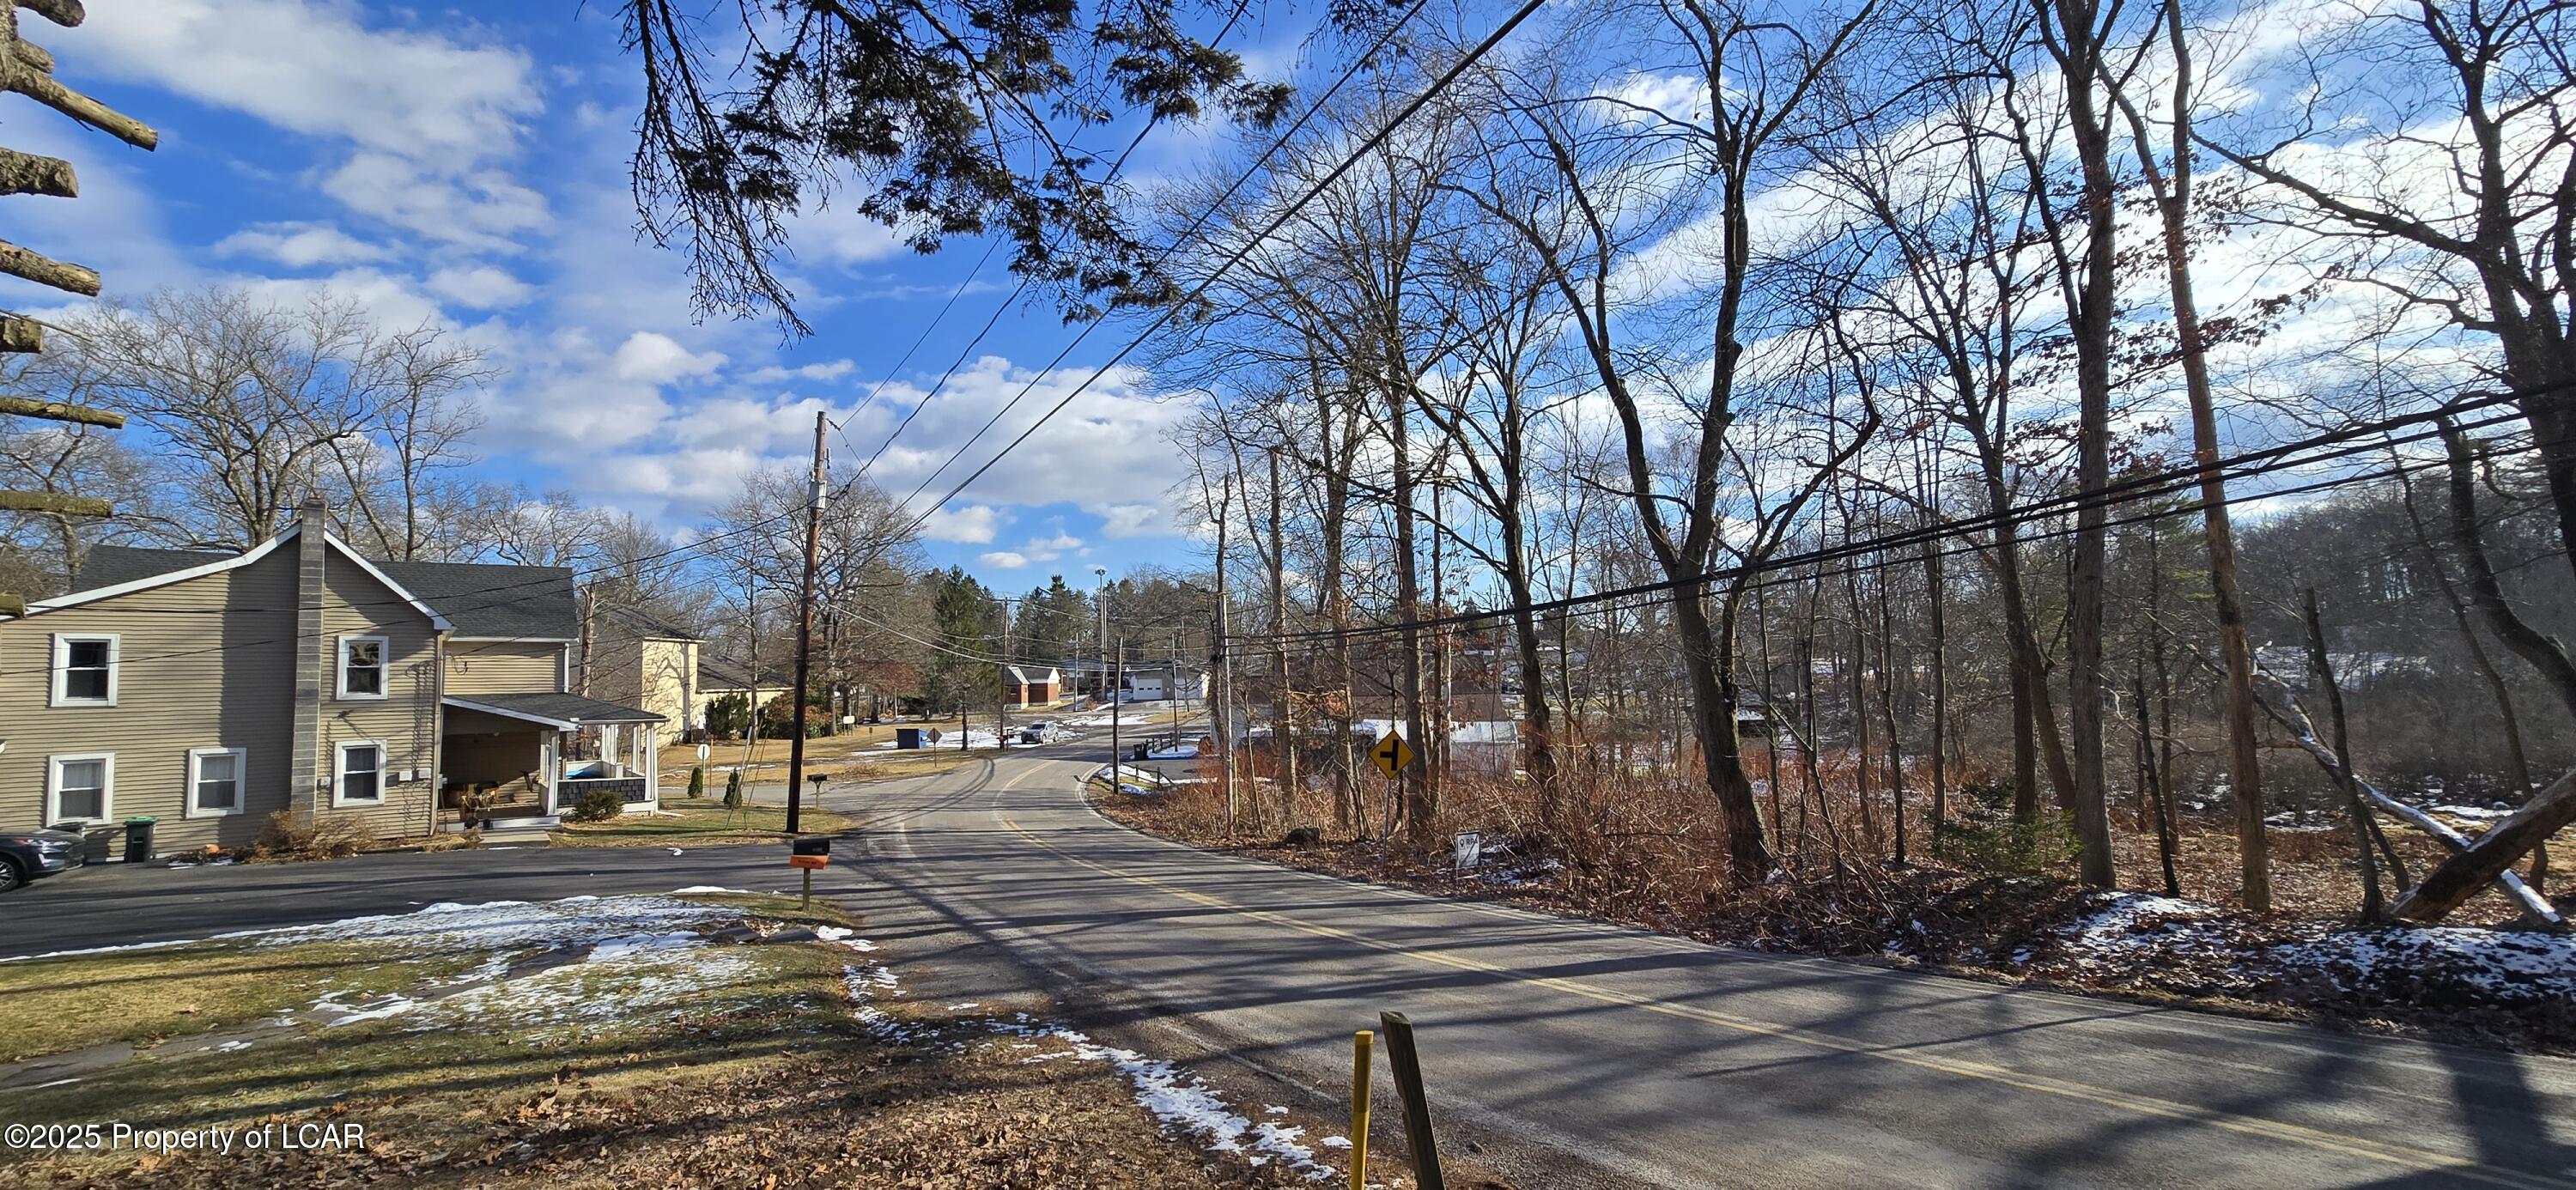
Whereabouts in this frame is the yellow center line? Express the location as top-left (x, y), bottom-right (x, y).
top-left (998, 815), bottom-right (2570, 1190)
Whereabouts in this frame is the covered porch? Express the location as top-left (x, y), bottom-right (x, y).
top-left (440, 693), bottom-right (666, 829)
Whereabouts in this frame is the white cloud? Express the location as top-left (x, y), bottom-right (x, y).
top-left (1100, 504), bottom-right (1170, 537)
top-left (611, 331), bottom-right (727, 385)
top-left (746, 359), bottom-right (860, 384)
top-left (1019, 529), bottom-right (1084, 562)
top-left (212, 222), bottom-right (392, 268)
top-left (80, 0), bottom-right (547, 245)
top-left (830, 357), bottom-right (1198, 531)
top-left (787, 201), bottom-right (910, 266)
top-left (230, 266), bottom-right (445, 330)
top-left (427, 264), bottom-right (535, 309)
top-left (920, 504), bottom-right (1004, 543)
top-left (323, 154), bottom-right (549, 248)
top-left (979, 550), bottom-right (1030, 568)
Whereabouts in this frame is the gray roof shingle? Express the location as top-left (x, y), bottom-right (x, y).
top-left (444, 691), bottom-right (665, 726)
top-left (70, 541), bottom-right (576, 640)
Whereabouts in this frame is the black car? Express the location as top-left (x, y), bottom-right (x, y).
top-left (0, 828), bottom-right (86, 893)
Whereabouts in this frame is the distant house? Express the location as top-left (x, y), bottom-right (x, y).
top-left (2, 501), bottom-right (667, 856)
top-left (1124, 668), bottom-right (1208, 701)
top-left (583, 604), bottom-right (701, 732)
top-left (1004, 665), bottom-right (1060, 708)
top-left (692, 659), bottom-right (792, 732)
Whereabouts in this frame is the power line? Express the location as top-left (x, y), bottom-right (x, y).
top-left (882, 0), bottom-right (1518, 539)
top-left (1216, 386), bottom-right (2565, 656)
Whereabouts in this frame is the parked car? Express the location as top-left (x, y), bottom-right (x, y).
top-left (0, 828), bottom-right (88, 893)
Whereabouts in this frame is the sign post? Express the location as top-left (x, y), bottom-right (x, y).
top-left (1376, 1011), bottom-right (1443, 1190)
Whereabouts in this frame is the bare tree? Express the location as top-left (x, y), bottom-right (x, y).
top-left (62, 288), bottom-right (490, 551)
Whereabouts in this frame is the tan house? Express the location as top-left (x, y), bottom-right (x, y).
top-left (691, 659), bottom-right (791, 733)
top-left (583, 604), bottom-right (701, 732)
top-left (0, 502), bottom-right (667, 857)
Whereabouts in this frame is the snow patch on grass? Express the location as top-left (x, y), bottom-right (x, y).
top-left (981, 1015), bottom-right (1335, 1181)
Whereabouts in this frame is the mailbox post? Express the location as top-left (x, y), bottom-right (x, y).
top-left (790, 835), bottom-right (830, 908)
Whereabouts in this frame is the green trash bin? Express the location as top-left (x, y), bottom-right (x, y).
top-left (123, 816), bottom-right (157, 863)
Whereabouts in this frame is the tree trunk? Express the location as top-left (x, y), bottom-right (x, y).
top-left (2302, 588), bottom-right (2385, 923)
top-left (2112, 0), bottom-right (2269, 908)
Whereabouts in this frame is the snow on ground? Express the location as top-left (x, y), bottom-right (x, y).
top-left (835, 942), bottom-right (1334, 1182)
top-left (2043, 890), bottom-right (2576, 1010)
top-left (2273, 927), bottom-right (2576, 1005)
top-left (983, 1015), bottom-right (1337, 1182)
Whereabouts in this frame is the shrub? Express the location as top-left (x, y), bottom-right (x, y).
top-left (723, 769), bottom-right (744, 810)
top-left (1930, 781), bottom-right (2077, 876)
top-left (686, 765), bottom-right (707, 798)
top-left (569, 787), bottom-right (623, 823)
top-left (248, 810), bottom-right (374, 861)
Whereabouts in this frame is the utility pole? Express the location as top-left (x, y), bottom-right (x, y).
top-left (1094, 566), bottom-right (1109, 711)
top-left (1267, 446), bottom-right (1294, 823)
top-left (998, 596), bottom-right (1018, 750)
top-left (786, 410), bottom-right (826, 834)
top-left (733, 574), bottom-right (759, 821)
top-left (1112, 633), bottom-right (1125, 784)
top-left (1213, 471), bottom-right (1236, 837)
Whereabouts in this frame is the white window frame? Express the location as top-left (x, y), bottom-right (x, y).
top-left (336, 634), bottom-right (389, 701)
top-left (185, 746), bottom-right (249, 819)
top-left (46, 752), bottom-right (114, 826)
top-left (48, 633), bottom-right (119, 707)
top-left (332, 740), bottom-right (386, 807)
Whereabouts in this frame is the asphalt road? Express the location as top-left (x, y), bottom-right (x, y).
top-left (11, 750), bottom-right (2576, 1188)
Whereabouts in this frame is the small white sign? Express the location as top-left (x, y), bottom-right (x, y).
top-left (695, 744), bottom-right (711, 761)
top-left (1452, 831), bottom-right (1484, 871)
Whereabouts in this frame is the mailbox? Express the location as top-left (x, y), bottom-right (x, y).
top-left (789, 835), bottom-right (830, 869)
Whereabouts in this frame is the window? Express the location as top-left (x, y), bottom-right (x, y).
top-left (48, 634), bottom-right (118, 707)
top-left (334, 741), bottom-right (383, 806)
top-left (337, 635), bottom-right (387, 700)
top-left (46, 754), bottom-right (113, 824)
top-left (187, 747), bottom-right (247, 817)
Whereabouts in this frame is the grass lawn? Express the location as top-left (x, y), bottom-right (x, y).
top-left (548, 798), bottom-right (850, 847)
top-left (0, 940), bottom-right (483, 1066)
top-left (0, 890), bottom-right (1355, 1189)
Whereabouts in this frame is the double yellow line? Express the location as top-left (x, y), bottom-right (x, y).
top-left (998, 816), bottom-right (2572, 1189)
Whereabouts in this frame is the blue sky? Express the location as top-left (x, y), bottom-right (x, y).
top-left (0, 1), bottom-right (1297, 591)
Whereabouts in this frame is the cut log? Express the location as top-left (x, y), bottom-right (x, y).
top-left (0, 316), bottom-right (41, 353)
top-left (0, 490), bottom-right (110, 516)
top-left (13, 38), bottom-right (56, 75)
top-left (2392, 769), bottom-right (2576, 925)
top-left (17, 0), bottom-right (85, 28)
top-left (6, 68), bottom-right (158, 149)
top-left (0, 394), bottom-right (121, 426)
top-left (0, 237), bottom-right (100, 295)
top-left (0, 146), bottom-right (76, 197)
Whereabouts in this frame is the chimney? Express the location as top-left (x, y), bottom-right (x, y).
top-left (289, 500), bottom-right (328, 812)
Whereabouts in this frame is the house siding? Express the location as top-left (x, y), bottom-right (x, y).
top-left (639, 639), bottom-right (697, 728)
top-left (447, 640), bottom-right (566, 695)
top-left (313, 561), bottom-right (442, 840)
top-left (0, 549), bottom-right (299, 853)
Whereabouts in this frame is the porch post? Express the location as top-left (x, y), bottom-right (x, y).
top-left (642, 725), bottom-right (659, 806)
top-left (542, 730), bottom-right (560, 814)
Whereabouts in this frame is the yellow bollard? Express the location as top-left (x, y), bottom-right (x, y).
top-left (1351, 1029), bottom-right (1373, 1190)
